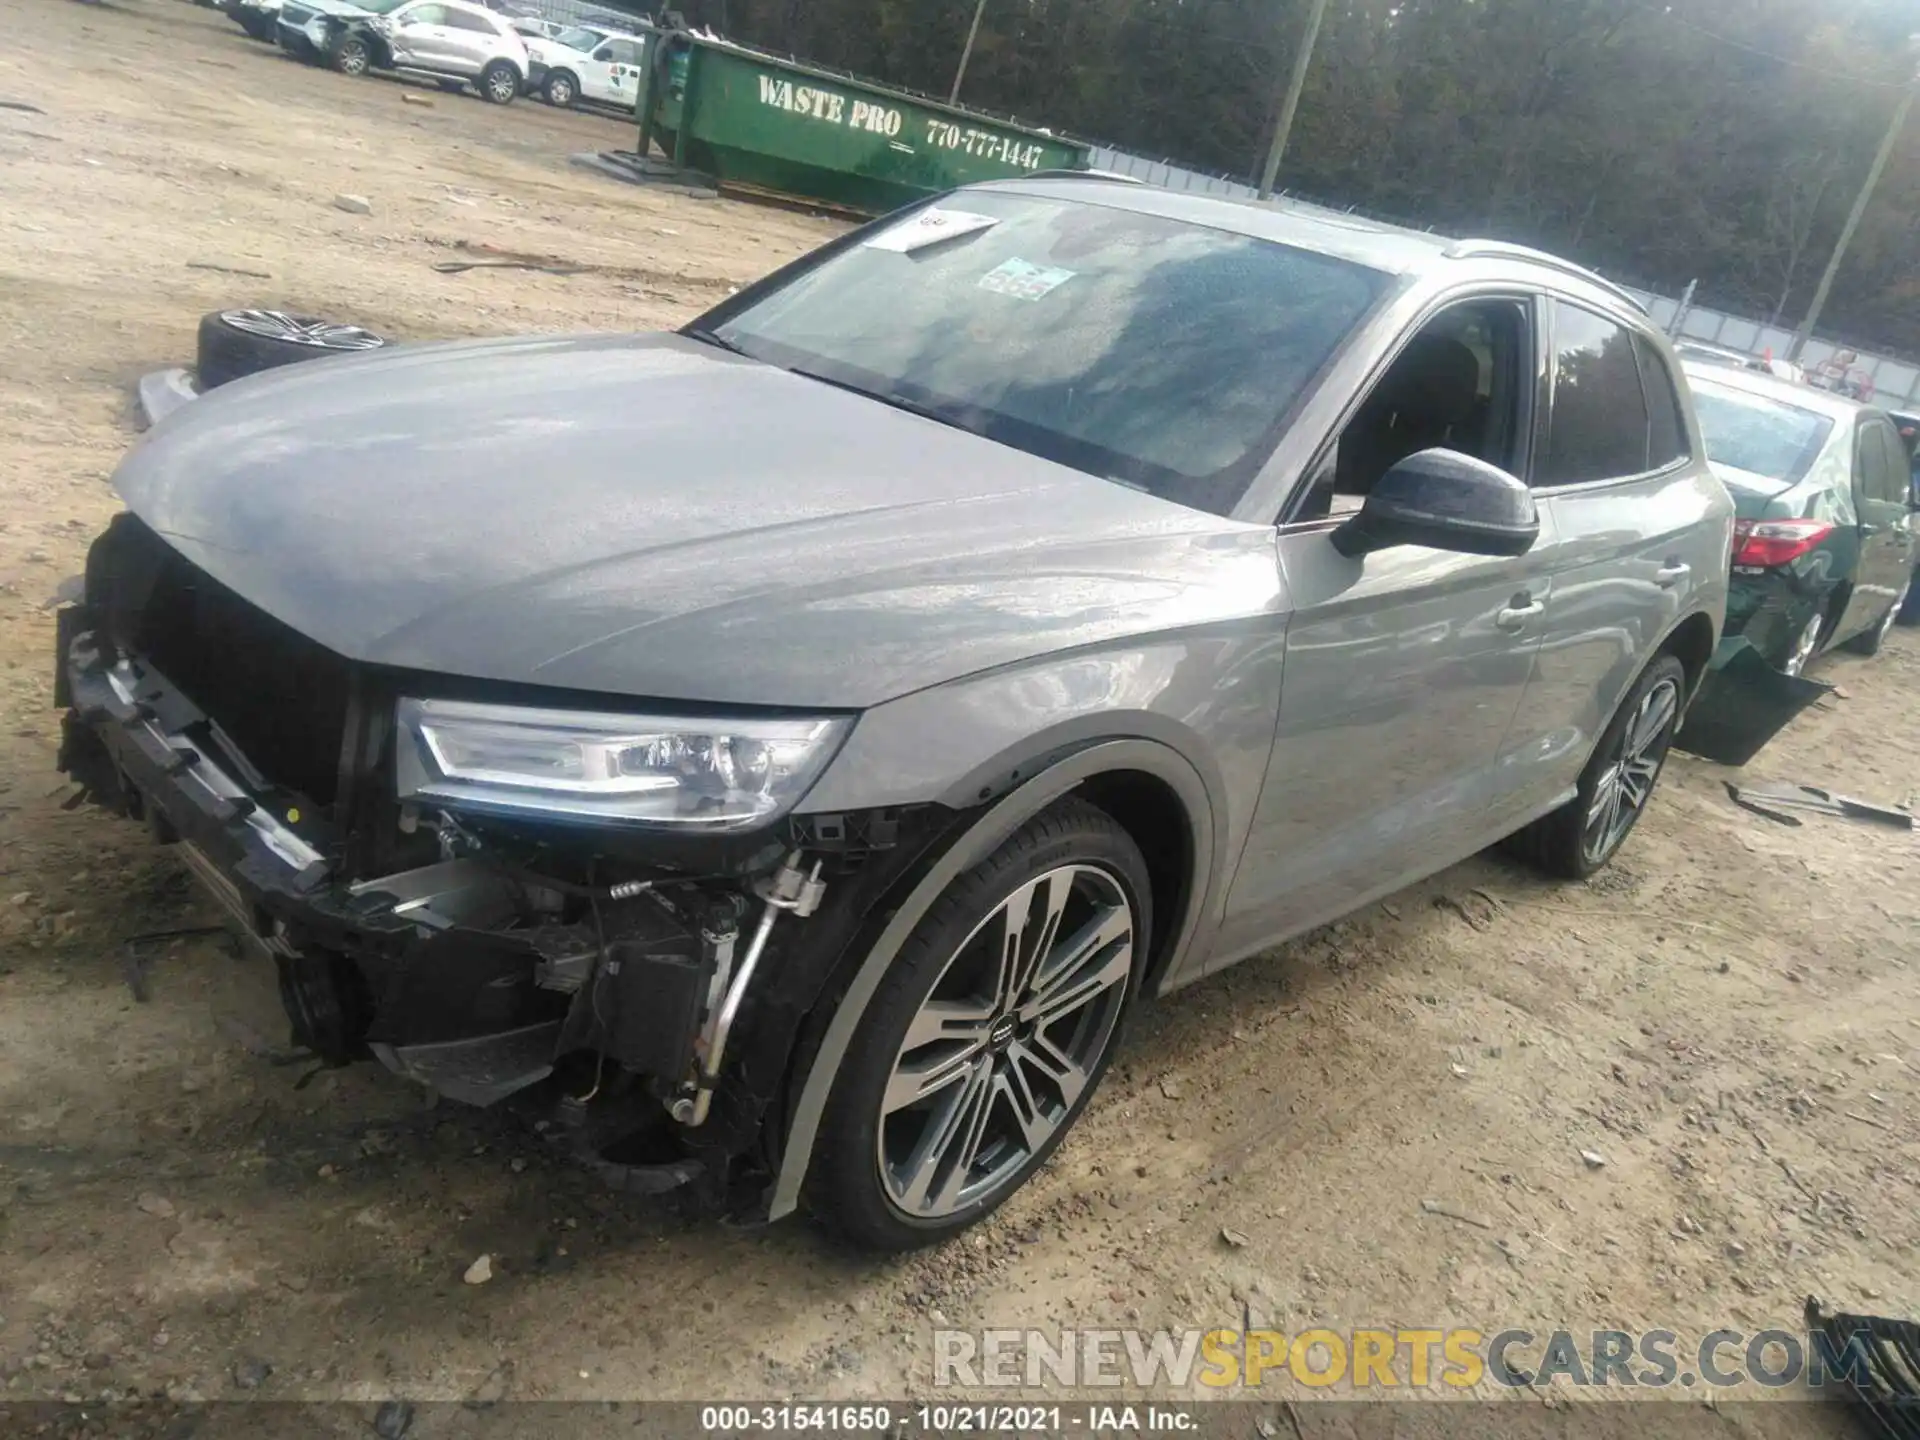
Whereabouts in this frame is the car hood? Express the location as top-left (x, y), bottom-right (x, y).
top-left (525, 36), bottom-right (587, 61)
top-left (115, 333), bottom-right (1277, 709)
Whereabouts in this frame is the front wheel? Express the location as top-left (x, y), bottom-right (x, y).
top-left (330, 32), bottom-right (371, 76)
top-left (480, 60), bottom-right (520, 105)
top-left (808, 798), bottom-right (1149, 1251)
top-left (1505, 654), bottom-right (1686, 880)
top-left (541, 69), bottom-right (578, 107)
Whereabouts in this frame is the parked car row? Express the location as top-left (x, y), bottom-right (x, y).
top-left (215, 0), bottom-right (651, 108)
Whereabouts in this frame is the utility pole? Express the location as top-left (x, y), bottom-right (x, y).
top-left (949, 0), bottom-right (988, 104)
top-left (1257, 0), bottom-right (1330, 201)
top-left (1790, 43), bottom-right (1920, 361)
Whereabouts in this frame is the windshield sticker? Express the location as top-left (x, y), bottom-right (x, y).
top-left (862, 208), bottom-right (1000, 254)
top-left (977, 258), bottom-right (1076, 301)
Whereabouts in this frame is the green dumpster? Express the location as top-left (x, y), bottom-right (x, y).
top-left (637, 33), bottom-right (1090, 215)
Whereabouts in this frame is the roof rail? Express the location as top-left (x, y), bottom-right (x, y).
top-left (1028, 168), bottom-right (1145, 184)
top-left (1443, 238), bottom-right (1648, 315)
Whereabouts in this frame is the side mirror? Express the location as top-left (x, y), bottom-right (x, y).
top-left (1331, 448), bottom-right (1539, 559)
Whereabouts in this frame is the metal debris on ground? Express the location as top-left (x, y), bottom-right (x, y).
top-left (1580, 1149), bottom-right (1608, 1169)
top-left (1419, 1198), bottom-right (1493, 1229)
top-left (1726, 781), bottom-right (1915, 831)
top-left (1805, 1296), bottom-right (1920, 1440)
top-left (1219, 1227), bottom-right (1250, 1249)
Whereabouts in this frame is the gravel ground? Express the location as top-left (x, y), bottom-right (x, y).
top-left (0, 1), bottom-right (1914, 1429)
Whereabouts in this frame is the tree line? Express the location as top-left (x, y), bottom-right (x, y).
top-left (669, 0), bottom-right (1920, 359)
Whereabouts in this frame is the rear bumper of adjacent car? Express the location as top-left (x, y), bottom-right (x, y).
top-left (1723, 568), bottom-right (1825, 669)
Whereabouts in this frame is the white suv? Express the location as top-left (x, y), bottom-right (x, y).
top-left (278, 0), bottom-right (530, 104)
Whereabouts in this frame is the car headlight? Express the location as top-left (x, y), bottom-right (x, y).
top-left (395, 698), bottom-right (850, 830)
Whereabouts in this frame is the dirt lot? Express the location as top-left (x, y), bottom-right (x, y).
top-left (0, 0), bottom-right (1915, 1426)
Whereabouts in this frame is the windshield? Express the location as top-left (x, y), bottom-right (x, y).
top-left (1689, 382), bottom-right (1834, 484)
top-left (698, 193), bottom-right (1386, 515)
top-left (552, 25), bottom-right (604, 49)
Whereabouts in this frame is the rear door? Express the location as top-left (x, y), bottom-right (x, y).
top-left (1837, 415), bottom-right (1914, 640)
top-left (437, 3), bottom-right (503, 75)
top-left (1492, 304), bottom-right (1725, 831)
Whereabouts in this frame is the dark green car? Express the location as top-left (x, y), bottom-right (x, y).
top-left (1685, 364), bottom-right (1916, 675)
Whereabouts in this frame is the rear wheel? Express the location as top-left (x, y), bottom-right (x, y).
top-left (808, 798), bottom-right (1148, 1251)
top-left (1782, 603), bottom-right (1827, 675)
top-left (1506, 654), bottom-right (1686, 880)
top-left (480, 60), bottom-right (520, 104)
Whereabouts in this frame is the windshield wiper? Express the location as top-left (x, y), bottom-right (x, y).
top-left (787, 368), bottom-right (973, 435)
top-left (683, 326), bottom-right (750, 357)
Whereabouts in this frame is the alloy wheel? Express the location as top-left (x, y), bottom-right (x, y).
top-left (1784, 610), bottom-right (1824, 676)
top-left (547, 74), bottom-right (574, 105)
top-left (877, 864), bottom-right (1133, 1220)
top-left (1877, 582), bottom-right (1909, 643)
top-left (1581, 676), bottom-right (1681, 865)
top-left (219, 311), bottom-right (384, 352)
top-left (487, 68), bottom-right (517, 102)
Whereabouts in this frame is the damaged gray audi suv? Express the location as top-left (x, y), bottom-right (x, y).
top-left (55, 178), bottom-right (1731, 1250)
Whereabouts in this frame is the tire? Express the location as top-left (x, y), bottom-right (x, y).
top-left (1505, 654), bottom-right (1686, 881)
top-left (330, 32), bottom-right (371, 76)
top-left (1845, 576), bottom-right (1910, 655)
top-left (807, 797), bottom-right (1150, 1251)
top-left (195, 310), bottom-right (387, 390)
top-left (542, 69), bottom-right (578, 107)
top-left (480, 60), bottom-right (520, 105)
top-left (1781, 601), bottom-right (1827, 676)
top-left (1900, 569), bottom-right (1920, 626)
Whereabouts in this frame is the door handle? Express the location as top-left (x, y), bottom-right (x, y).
top-left (1656, 562), bottom-right (1691, 588)
top-left (1496, 594), bottom-right (1544, 631)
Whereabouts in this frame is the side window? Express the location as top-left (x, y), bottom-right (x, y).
top-left (1299, 298), bottom-right (1529, 520)
top-left (1865, 423), bottom-right (1907, 504)
top-left (1634, 335), bottom-right (1689, 470)
top-left (1539, 301), bottom-right (1650, 486)
top-left (444, 7), bottom-right (495, 30)
top-left (400, 3), bottom-right (447, 23)
top-left (611, 39), bottom-right (644, 64)
top-left (592, 43), bottom-right (616, 60)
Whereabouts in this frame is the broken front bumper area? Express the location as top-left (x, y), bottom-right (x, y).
top-left (53, 609), bottom-right (852, 1200)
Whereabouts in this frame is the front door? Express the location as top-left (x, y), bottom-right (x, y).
top-left (580, 43), bottom-right (623, 104)
top-left (387, 2), bottom-right (451, 68)
top-left (1216, 296), bottom-right (1552, 959)
top-left (1837, 415), bottom-right (1913, 641)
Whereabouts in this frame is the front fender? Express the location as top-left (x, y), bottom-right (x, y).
top-left (766, 737), bottom-right (1216, 1221)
